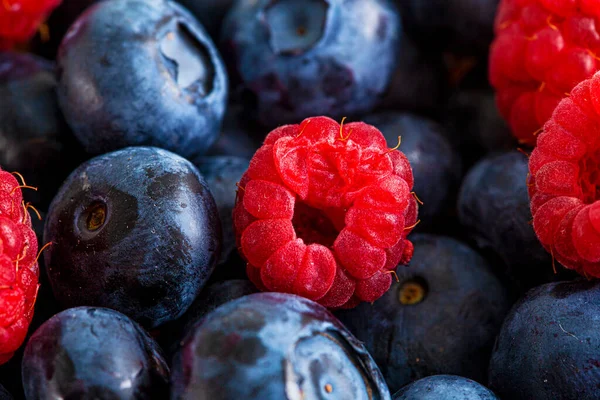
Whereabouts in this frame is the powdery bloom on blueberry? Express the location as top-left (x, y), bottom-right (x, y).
top-left (233, 116), bottom-right (418, 309)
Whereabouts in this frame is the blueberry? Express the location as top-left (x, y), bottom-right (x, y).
top-left (43, 146), bottom-right (222, 329)
top-left (457, 151), bottom-right (572, 290)
top-left (162, 279), bottom-right (258, 357)
top-left (22, 307), bottom-right (169, 399)
top-left (221, 0), bottom-right (400, 127)
top-left (363, 112), bottom-right (461, 227)
top-left (194, 156), bottom-right (247, 258)
top-left (0, 52), bottom-right (85, 210)
top-left (392, 375), bottom-right (498, 400)
top-left (0, 384), bottom-right (12, 400)
top-left (174, 0), bottom-right (234, 39)
top-left (380, 38), bottom-right (447, 116)
top-left (57, 0), bottom-right (228, 159)
top-left (443, 89), bottom-right (516, 159)
top-left (336, 234), bottom-right (510, 393)
top-left (171, 292), bottom-right (391, 399)
top-left (205, 103), bottom-right (262, 159)
top-left (396, 0), bottom-right (498, 55)
top-left (489, 279), bottom-right (600, 400)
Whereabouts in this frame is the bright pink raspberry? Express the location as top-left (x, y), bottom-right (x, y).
top-left (490, 0), bottom-right (600, 146)
top-left (0, 0), bottom-right (61, 50)
top-left (233, 116), bottom-right (418, 309)
top-left (528, 70), bottom-right (600, 278)
top-left (0, 170), bottom-right (40, 365)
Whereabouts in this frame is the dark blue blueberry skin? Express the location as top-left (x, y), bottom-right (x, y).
top-left (0, 52), bottom-right (85, 210)
top-left (221, 0), bottom-right (401, 128)
top-left (336, 234), bottom-right (510, 393)
top-left (457, 151), bottom-right (575, 290)
top-left (205, 103), bottom-right (262, 159)
top-left (396, 0), bottom-right (498, 55)
top-left (57, 0), bottom-right (228, 159)
top-left (174, 0), bottom-right (234, 39)
top-left (443, 90), bottom-right (516, 162)
top-left (0, 385), bottom-right (12, 400)
top-left (171, 292), bottom-right (391, 400)
top-left (363, 112), bottom-right (461, 228)
top-left (489, 279), bottom-right (600, 400)
top-left (393, 375), bottom-right (498, 400)
top-left (162, 279), bottom-right (257, 357)
top-left (22, 307), bottom-right (169, 399)
top-left (43, 146), bottom-right (222, 329)
top-left (380, 38), bottom-right (448, 117)
top-left (194, 156), bottom-right (248, 270)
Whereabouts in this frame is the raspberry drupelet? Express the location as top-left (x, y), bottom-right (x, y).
top-left (0, 170), bottom-right (40, 365)
top-left (529, 71), bottom-right (600, 278)
top-left (233, 116), bottom-right (418, 309)
top-left (0, 0), bottom-right (62, 50)
top-left (490, 0), bottom-right (600, 146)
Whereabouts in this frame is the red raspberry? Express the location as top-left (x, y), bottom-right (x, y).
top-left (233, 116), bottom-right (418, 309)
top-left (0, 0), bottom-right (61, 50)
top-left (0, 170), bottom-right (40, 365)
top-left (489, 0), bottom-right (600, 145)
top-left (528, 70), bottom-right (600, 278)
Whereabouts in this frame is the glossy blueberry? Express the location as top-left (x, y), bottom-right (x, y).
top-left (174, 0), bottom-right (234, 39)
top-left (22, 307), bottom-right (169, 399)
top-left (457, 151), bottom-right (570, 290)
top-left (221, 0), bottom-right (400, 127)
top-left (396, 0), bottom-right (498, 55)
top-left (392, 375), bottom-right (498, 400)
top-left (194, 156), bottom-right (249, 281)
top-left (171, 292), bottom-right (391, 400)
top-left (489, 279), bottom-right (600, 400)
top-left (57, 0), bottom-right (228, 159)
top-left (0, 52), bottom-right (85, 210)
top-left (364, 112), bottom-right (461, 227)
top-left (336, 234), bottom-right (510, 393)
top-left (44, 147), bottom-right (222, 329)
top-left (0, 384), bottom-right (12, 400)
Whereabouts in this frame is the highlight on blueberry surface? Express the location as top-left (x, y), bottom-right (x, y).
top-left (171, 292), bottom-right (391, 400)
top-left (489, 0), bottom-right (600, 145)
top-left (233, 116), bottom-right (419, 309)
top-left (392, 375), bottom-right (498, 400)
top-left (0, 168), bottom-right (40, 366)
top-left (528, 70), bottom-right (600, 278)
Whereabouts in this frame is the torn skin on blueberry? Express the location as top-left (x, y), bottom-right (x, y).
top-left (171, 293), bottom-right (391, 400)
top-left (56, 0), bottom-right (228, 159)
top-left (221, 0), bottom-right (401, 127)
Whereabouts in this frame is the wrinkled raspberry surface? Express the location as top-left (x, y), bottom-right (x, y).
top-left (490, 0), bottom-right (600, 145)
top-left (0, 0), bottom-right (62, 50)
top-left (529, 71), bottom-right (600, 277)
top-left (0, 170), bottom-right (39, 365)
top-left (233, 116), bottom-right (418, 309)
